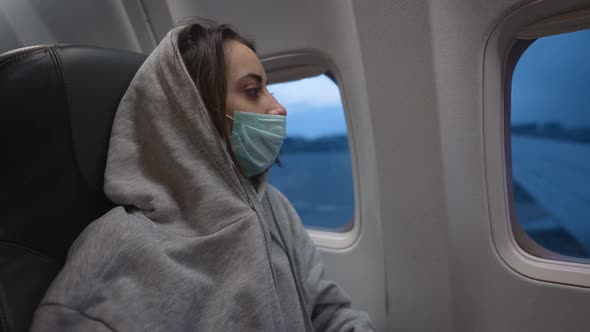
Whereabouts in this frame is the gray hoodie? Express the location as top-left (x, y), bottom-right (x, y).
top-left (30, 27), bottom-right (374, 332)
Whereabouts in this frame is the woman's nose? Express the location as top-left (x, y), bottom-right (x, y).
top-left (266, 95), bottom-right (287, 116)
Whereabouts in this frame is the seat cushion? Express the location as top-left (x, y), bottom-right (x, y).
top-left (0, 44), bottom-right (146, 332)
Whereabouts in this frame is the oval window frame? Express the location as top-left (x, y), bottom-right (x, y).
top-left (262, 51), bottom-right (361, 249)
top-left (484, 3), bottom-right (590, 287)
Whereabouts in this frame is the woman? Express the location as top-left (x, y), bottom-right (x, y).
top-left (31, 21), bottom-right (373, 331)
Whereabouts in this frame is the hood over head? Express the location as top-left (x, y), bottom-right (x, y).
top-left (104, 26), bottom-right (260, 235)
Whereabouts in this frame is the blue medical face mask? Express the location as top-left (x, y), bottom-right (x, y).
top-left (227, 111), bottom-right (287, 177)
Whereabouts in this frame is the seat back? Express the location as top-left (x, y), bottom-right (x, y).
top-left (0, 45), bottom-right (146, 332)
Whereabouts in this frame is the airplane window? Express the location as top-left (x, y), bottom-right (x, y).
top-left (510, 29), bottom-right (590, 259)
top-left (268, 73), bottom-right (354, 232)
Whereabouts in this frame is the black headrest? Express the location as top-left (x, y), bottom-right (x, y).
top-left (0, 45), bottom-right (146, 332)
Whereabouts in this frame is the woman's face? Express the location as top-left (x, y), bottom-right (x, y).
top-left (224, 40), bottom-right (287, 118)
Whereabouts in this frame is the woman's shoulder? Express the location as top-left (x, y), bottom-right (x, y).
top-left (68, 206), bottom-right (142, 258)
top-left (40, 207), bottom-right (156, 307)
top-left (265, 184), bottom-right (301, 221)
top-left (264, 184), bottom-right (307, 236)
top-left (265, 184), bottom-right (292, 209)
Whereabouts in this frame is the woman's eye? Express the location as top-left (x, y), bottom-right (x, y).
top-left (245, 88), bottom-right (260, 98)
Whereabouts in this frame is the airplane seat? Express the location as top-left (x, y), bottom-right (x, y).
top-left (0, 45), bottom-right (146, 332)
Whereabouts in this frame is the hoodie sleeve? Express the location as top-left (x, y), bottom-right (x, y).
top-left (266, 186), bottom-right (374, 332)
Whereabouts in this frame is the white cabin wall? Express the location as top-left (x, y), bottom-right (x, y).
top-left (157, 0), bottom-right (309, 54)
top-left (430, 0), bottom-right (590, 331)
top-left (0, 0), bottom-right (145, 53)
top-left (351, 1), bottom-right (454, 331)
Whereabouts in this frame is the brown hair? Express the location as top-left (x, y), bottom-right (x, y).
top-left (177, 20), bottom-right (255, 175)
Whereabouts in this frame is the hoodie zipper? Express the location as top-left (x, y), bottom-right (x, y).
top-left (239, 176), bottom-right (287, 331)
top-left (264, 194), bottom-right (314, 332)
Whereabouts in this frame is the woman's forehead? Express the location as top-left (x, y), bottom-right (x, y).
top-left (225, 40), bottom-right (266, 82)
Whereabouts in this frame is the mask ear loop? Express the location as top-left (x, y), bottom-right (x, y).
top-left (226, 109), bottom-right (238, 121)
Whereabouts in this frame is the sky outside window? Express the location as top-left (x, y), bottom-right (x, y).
top-left (269, 74), bottom-right (347, 138)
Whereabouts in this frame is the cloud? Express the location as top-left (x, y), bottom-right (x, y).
top-left (269, 74), bottom-right (342, 111)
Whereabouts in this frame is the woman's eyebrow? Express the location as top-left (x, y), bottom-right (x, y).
top-left (238, 73), bottom-right (266, 85)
